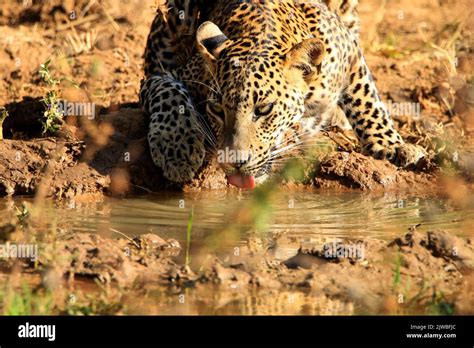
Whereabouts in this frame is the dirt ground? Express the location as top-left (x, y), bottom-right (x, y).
top-left (0, 0), bottom-right (473, 314)
top-left (1, 218), bottom-right (473, 314)
top-left (0, 0), bottom-right (472, 197)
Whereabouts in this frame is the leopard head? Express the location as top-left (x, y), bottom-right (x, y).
top-left (197, 21), bottom-right (325, 187)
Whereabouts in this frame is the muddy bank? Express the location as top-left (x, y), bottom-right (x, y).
top-left (0, 106), bottom-right (229, 197)
top-left (0, 106), bottom-right (450, 198)
top-left (1, 224), bottom-right (473, 314)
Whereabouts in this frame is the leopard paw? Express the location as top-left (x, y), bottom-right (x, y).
top-left (149, 132), bottom-right (205, 183)
top-left (163, 158), bottom-right (203, 183)
top-left (391, 143), bottom-right (427, 168)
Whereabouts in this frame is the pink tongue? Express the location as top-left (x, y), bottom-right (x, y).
top-left (227, 174), bottom-right (256, 189)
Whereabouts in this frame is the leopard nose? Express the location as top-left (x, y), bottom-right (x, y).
top-left (218, 147), bottom-right (253, 171)
top-left (231, 152), bottom-right (251, 169)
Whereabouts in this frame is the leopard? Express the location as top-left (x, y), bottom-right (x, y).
top-left (140, 0), bottom-right (426, 188)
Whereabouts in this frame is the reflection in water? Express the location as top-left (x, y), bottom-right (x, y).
top-left (127, 286), bottom-right (356, 315)
top-left (0, 190), bottom-right (471, 244)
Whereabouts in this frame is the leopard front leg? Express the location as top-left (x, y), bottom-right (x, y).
top-left (301, 2), bottom-right (424, 167)
top-left (140, 74), bottom-right (205, 183)
top-left (340, 57), bottom-right (426, 167)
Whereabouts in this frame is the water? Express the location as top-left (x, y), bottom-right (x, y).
top-left (1, 190), bottom-right (471, 250)
top-left (1, 190), bottom-right (472, 314)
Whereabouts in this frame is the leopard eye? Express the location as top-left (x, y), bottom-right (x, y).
top-left (254, 102), bottom-right (274, 119)
top-left (208, 101), bottom-right (225, 119)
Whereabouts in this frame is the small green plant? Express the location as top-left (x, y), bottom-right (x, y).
top-left (15, 203), bottom-right (30, 227)
top-left (390, 253), bottom-right (456, 315)
top-left (427, 290), bottom-right (455, 315)
top-left (185, 207), bottom-right (194, 267)
top-left (39, 60), bottom-right (64, 134)
top-left (5, 282), bottom-right (34, 315)
top-left (2, 282), bottom-right (53, 315)
top-left (0, 107), bottom-right (8, 140)
top-left (392, 253), bottom-right (402, 288)
top-left (366, 32), bottom-right (405, 58)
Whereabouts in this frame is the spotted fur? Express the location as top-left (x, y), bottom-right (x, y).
top-left (140, 0), bottom-right (425, 183)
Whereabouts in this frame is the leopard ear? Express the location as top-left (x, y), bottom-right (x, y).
top-left (285, 38), bottom-right (325, 81)
top-left (197, 21), bottom-right (230, 61)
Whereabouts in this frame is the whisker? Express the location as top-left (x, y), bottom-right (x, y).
top-left (181, 79), bottom-right (221, 95)
top-left (195, 98), bottom-right (218, 107)
top-left (193, 109), bottom-right (219, 148)
top-left (205, 65), bottom-right (223, 95)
